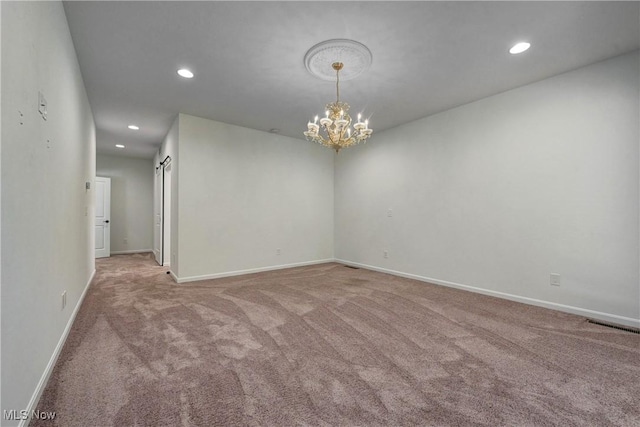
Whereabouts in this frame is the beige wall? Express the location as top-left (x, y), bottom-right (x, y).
top-left (335, 52), bottom-right (639, 326)
top-left (174, 114), bottom-right (334, 281)
top-left (1, 1), bottom-right (96, 422)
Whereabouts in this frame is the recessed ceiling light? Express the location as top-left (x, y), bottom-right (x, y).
top-left (127, 125), bottom-right (139, 130)
top-left (509, 42), bottom-right (531, 54)
top-left (115, 144), bottom-right (125, 148)
top-left (177, 68), bottom-right (194, 78)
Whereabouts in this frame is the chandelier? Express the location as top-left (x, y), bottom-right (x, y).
top-left (304, 62), bottom-right (372, 153)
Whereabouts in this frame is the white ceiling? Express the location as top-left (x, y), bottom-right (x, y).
top-left (62, 1), bottom-right (640, 159)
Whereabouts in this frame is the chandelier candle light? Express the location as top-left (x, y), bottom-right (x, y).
top-left (304, 62), bottom-right (372, 152)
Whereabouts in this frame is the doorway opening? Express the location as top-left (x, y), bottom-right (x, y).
top-left (95, 176), bottom-right (111, 258)
top-left (154, 156), bottom-right (172, 266)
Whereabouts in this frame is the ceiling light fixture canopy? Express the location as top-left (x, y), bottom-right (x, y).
top-left (304, 61), bottom-right (372, 153)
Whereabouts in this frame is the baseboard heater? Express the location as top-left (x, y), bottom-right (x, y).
top-left (586, 319), bottom-right (640, 334)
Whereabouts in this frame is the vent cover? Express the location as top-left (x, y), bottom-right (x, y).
top-left (587, 319), bottom-right (640, 334)
top-left (343, 265), bottom-right (360, 270)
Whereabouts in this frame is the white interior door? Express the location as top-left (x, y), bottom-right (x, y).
top-left (95, 177), bottom-right (111, 258)
top-left (154, 166), bottom-right (162, 265)
top-left (163, 162), bottom-right (172, 266)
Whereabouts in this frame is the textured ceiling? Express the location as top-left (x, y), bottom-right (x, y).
top-left (63, 1), bottom-right (640, 159)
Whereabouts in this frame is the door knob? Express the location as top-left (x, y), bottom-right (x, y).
top-left (104, 220), bottom-right (110, 223)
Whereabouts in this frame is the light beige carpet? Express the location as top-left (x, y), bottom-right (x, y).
top-left (33, 253), bottom-right (639, 426)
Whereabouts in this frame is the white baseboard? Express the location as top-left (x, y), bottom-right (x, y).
top-left (169, 270), bottom-right (179, 283)
top-left (336, 259), bottom-right (640, 329)
top-left (110, 249), bottom-right (153, 255)
top-left (175, 259), bottom-right (335, 284)
top-left (19, 269), bottom-right (96, 427)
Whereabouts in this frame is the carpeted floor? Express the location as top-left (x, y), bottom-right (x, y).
top-left (33, 253), bottom-right (639, 426)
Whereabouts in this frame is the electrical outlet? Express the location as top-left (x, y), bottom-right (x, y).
top-left (61, 291), bottom-right (67, 310)
top-left (550, 273), bottom-right (561, 287)
top-left (387, 209), bottom-right (393, 217)
top-left (383, 250), bottom-right (388, 259)
top-left (276, 248), bottom-right (281, 256)
top-left (123, 238), bottom-right (128, 245)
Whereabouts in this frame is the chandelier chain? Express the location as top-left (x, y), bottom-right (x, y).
top-left (336, 66), bottom-right (340, 103)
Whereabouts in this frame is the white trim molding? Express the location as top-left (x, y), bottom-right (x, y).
top-left (336, 259), bottom-right (640, 329)
top-left (175, 259), bottom-right (335, 284)
top-left (110, 249), bottom-right (153, 255)
top-left (169, 270), bottom-right (179, 283)
top-left (19, 269), bottom-right (96, 427)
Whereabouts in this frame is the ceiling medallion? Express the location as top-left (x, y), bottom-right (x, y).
top-left (304, 39), bottom-right (372, 81)
top-left (303, 40), bottom-right (373, 153)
